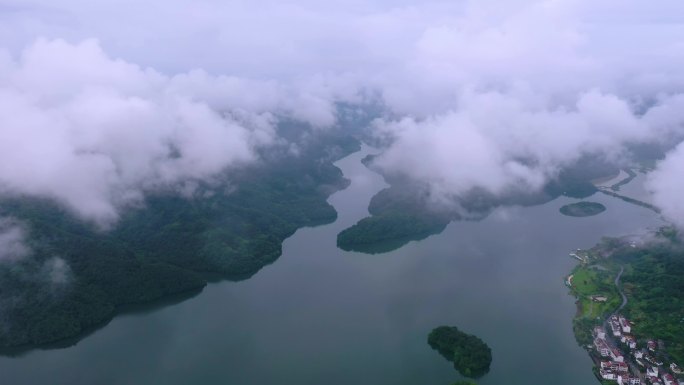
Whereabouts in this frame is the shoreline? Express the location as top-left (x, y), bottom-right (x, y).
top-left (566, 233), bottom-right (684, 384)
top-left (0, 139), bottom-right (362, 353)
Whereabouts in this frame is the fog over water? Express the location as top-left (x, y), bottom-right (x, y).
top-left (0, 147), bottom-right (664, 385)
top-left (1, 2), bottom-right (683, 382)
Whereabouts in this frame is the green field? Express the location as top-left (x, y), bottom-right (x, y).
top-left (570, 266), bottom-right (620, 319)
top-left (568, 261), bottom-right (621, 346)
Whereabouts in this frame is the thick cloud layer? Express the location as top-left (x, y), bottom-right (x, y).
top-left (2, 0), bottom-right (684, 226)
top-left (372, 91), bottom-right (684, 204)
top-left (0, 39), bottom-right (343, 226)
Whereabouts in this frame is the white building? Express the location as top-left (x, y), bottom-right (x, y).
top-left (647, 366), bottom-right (659, 377)
top-left (621, 335), bottom-right (637, 350)
top-left (595, 326), bottom-right (607, 340)
top-left (662, 374), bottom-right (676, 385)
top-left (611, 321), bottom-right (623, 337)
top-left (595, 338), bottom-right (610, 357)
top-left (619, 316), bottom-right (632, 334)
top-left (601, 369), bottom-right (617, 380)
top-left (611, 348), bottom-right (625, 363)
top-left (602, 361), bottom-right (629, 373)
top-left (619, 375), bottom-right (641, 385)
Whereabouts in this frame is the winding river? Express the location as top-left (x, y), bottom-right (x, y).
top-left (0, 146), bottom-right (664, 385)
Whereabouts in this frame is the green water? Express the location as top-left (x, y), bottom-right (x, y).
top-left (0, 146), bottom-right (664, 385)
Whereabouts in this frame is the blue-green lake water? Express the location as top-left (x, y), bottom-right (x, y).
top-left (0, 146), bottom-right (664, 385)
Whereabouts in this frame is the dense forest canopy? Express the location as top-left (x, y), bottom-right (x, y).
top-left (616, 229), bottom-right (684, 364)
top-left (428, 326), bottom-right (492, 379)
top-left (0, 126), bottom-right (360, 350)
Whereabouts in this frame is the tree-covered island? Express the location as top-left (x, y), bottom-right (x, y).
top-left (559, 201), bottom-right (606, 217)
top-left (428, 326), bottom-right (492, 379)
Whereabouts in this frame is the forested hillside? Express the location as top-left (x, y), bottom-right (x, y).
top-left (0, 128), bottom-right (359, 350)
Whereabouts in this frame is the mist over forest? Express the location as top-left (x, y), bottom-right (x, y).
top-left (0, 3), bottom-right (683, 384)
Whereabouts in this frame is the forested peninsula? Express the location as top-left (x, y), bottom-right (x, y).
top-left (0, 127), bottom-right (360, 350)
top-left (338, 155), bottom-right (619, 254)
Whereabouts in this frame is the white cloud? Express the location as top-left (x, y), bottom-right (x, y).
top-left (648, 143), bottom-right (684, 229)
top-left (372, 90), bottom-right (684, 204)
top-left (1, 0), bottom-right (684, 225)
top-left (0, 38), bottom-right (347, 226)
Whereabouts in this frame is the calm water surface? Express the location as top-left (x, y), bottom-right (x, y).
top-left (0, 147), bottom-right (664, 385)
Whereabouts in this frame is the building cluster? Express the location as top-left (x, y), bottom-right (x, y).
top-left (592, 315), bottom-right (682, 385)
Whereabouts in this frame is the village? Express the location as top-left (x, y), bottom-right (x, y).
top-left (592, 314), bottom-right (683, 385)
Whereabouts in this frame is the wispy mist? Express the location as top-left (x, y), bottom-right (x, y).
top-left (0, 218), bottom-right (28, 262)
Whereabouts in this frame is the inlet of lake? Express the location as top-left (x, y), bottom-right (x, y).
top-left (0, 146), bottom-right (664, 385)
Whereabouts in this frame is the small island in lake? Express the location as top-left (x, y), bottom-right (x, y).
top-left (559, 201), bottom-right (606, 217)
top-left (428, 326), bottom-right (492, 378)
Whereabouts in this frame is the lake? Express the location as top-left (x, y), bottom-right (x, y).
top-left (0, 146), bottom-right (664, 385)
